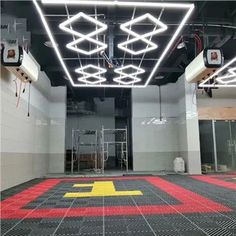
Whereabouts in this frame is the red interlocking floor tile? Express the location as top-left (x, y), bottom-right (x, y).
top-left (0, 177), bottom-right (232, 219)
top-left (192, 175), bottom-right (236, 190)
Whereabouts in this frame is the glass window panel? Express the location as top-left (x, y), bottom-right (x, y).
top-left (199, 121), bottom-right (215, 171)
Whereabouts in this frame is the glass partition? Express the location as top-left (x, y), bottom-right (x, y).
top-left (199, 121), bottom-right (215, 172)
top-left (199, 120), bottom-right (236, 172)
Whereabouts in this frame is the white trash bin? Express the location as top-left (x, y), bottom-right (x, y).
top-left (174, 157), bottom-right (185, 173)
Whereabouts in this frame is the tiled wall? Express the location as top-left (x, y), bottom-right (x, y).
top-left (0, 67), bottom-right (66, 190)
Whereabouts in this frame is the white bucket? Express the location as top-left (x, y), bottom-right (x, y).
top-left (174, 157), bottom-right (185, 173)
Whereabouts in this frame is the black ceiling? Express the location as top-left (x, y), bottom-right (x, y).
top-left (1, 1), bottom-right (236, 97)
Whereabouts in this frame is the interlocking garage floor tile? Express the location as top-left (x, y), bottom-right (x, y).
top-left (1, 175), bottom-right (236, 236)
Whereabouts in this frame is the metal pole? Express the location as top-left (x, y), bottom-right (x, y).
top-left (71, 129), bottom-right (74, 174)
top-left (95, 130), bottom-right (98, 171)
top-left (121, 142), bottom-right (123, 171)
top-left (228, 121), bottom-right (235, 169)
top-left (125, 126), bottom-right (128, 172)
top-left (212, 120), bottom-right (218, 172)
top-left (102, 126), bottom-right (105, 174)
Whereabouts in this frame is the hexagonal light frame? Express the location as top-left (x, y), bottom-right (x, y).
top-left (34, 0), bottom-right (195, 87)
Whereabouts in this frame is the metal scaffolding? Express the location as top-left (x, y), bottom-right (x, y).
top-left (101, 126), bottom-right (128, 173)
top-left (71, 129), bottom-right (102, 173)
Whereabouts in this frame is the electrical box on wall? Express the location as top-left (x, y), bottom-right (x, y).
top-left (185, 48), bottom-right (223, 83)
top-left (1, 44), bottom-right (39, 83)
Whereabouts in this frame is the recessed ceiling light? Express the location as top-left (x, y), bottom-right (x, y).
top-left (44, 40), bottom-right (58, 48)
top-left (155, 75), bottom-right (164, 80)
top-left (177, 41), bottom-right (186, 49)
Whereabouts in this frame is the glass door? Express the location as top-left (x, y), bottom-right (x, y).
top-left (199, 121), bottom-right (216, 172)
top-left (230, 121), bottom-right (236, 170)
top-left (199, 120), bottom-right (236, 172)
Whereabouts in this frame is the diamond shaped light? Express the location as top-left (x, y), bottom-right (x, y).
top-left (118, 13), bottom-right (168, 55)
top-left (75, 64), bottom-right (107, 84)
top-left (216, 67), bottom-right (236, 84)
top-left (113, 65), bottom-right (145, 85)
top-left (59, 12), bottom-right (107, 38)
top-left (199, 56), bottom-right (236, 88)
top-left (34, 0), bottom-right (194, 87)
top-left (66, 37), bottom-right (107, 55)
top-left (59, 12), bottom-right (107, 55)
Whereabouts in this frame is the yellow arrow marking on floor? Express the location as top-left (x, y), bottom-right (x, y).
top-left (64, 181), bottom-right (143, 198)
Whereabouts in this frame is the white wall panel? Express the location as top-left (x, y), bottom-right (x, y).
top-left (1, 66), bottom-right (66, 190)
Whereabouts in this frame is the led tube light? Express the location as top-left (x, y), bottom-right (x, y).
top-left (75, 64), bottom-right (107, 84)
top-left (118, 37), bottom-right (158, 55)
top-left (35, 0), bottom-right (194, 87)
top-left (118, 14), bottom-right (167, 55)
top-left (199, 56), bottom-right (236, 88)
top-left (216, 67), bottom-right (236, 84)
top-left (59, 12), bottom-right (107, 55)
top-left (66, 37), bottom-right (107, 55)
top-left (42, 0), bottom-right (193, 9)
top-left (113, 65), bottom-right (144, 84)
top-left (59, 12), bottom-right (107, 38)
top-left (120, 13), bottom-right (168, 38)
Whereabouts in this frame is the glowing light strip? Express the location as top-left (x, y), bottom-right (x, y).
top-left (35, 0), bottom-right (194, 87)
top-left (228, 67), bottom-right (236, 74)
top-left (118, 14), bottom-right (167, 55)
top-left (59, 12), bottom-right (107, 38)
top-left (59, 12), bottom-right (107, 55)
top-left (42, 0), bottom-right (193, 9)
top-left (216, 67), bottom-right (236, 84)
top-left (75, 64), bottom-right (107, 84)
top-left (199, 56), bottom-right (236, 88)
top-left (120, 13), bottom-right (168, 38)
top-left (66, 37), bottom-right (107, 55)
top-left (118, 37), bottom-right (158, 55)
top-left (113, 65), bottom-right (145, 85)
top-left (217, 75), bottom-right (236, 84)
top-left (145, 4), bottom-right (194, 86)
top-left (78, 76), bottom-right (107, 85)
